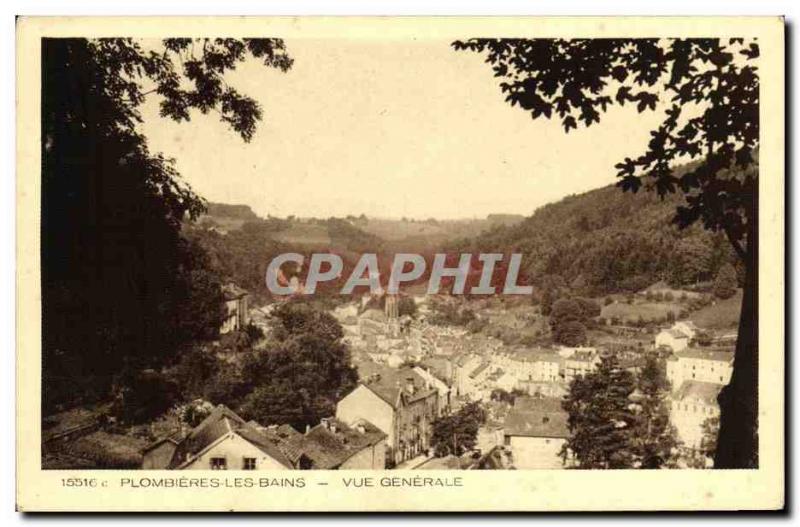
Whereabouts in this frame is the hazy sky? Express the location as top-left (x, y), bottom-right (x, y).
top-left (140, 38), bottom-right (666, 220)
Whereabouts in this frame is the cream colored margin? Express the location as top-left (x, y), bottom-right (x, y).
top-left (16, 16), bottom-right (785, 512)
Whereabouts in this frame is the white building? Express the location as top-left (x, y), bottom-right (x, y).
top-left (670, 381), bottom-right (722, 450)
top-left (666, 348), bottom-right (734, 391)
top-left (655, 321), bottom-right (700, 352)
top-left (503, 397), bottom-right (570, 469)
top-left (336, 366), bottom-right (438, 466)
top-left (142, 405), bottom-right (293, 470)
top-left (655, 329), bottom-right (691, 352)
top-left (220, 283), bottom-right (249, 334)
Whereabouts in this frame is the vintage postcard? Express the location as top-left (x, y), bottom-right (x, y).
top-left (16, 16), bottom-right (784, 511)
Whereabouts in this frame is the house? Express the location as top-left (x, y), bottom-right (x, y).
top-left (495, 348), bottom-right (562, 384)
top-left (670, 380), bottom-right (722, 450)
top-left (518, 380), bottom-right (568, 399)
top-left (655, 321), bottom-right (700, 352)
top-left (220, 283), bottom-right (249, 334)
top-left (141, 405), bottom-right (293, 470)
top-left (666, 348), bottom-right (734, 391)
top-left (494, 370), bottom-right (519, 392)
top-left (562, 350), bottom-right (601, 383)
top-left (469, 360), bottom-right (492, 386)
top-left (503, 397), bottom-right (570, 469)
top-left (413, 365), bottom-right (452, 416)
top-left (655, 329), bottom-right (691, 352)
top-left (289, 417), bottom-right (387, 470)
top-left (453, 354), bottom-right (484, 398)
top-left (336, 366), bottom-right (438, 466)
top-left (141, 405), bottom-right (386, 470)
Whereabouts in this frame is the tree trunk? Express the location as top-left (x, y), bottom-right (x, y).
top-left (714, 195), bottom-right (759, 468)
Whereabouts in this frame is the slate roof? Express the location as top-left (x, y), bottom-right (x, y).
top-left (235, 423), bottom-right (295, 468)
top-left (673, 380), bottom-right (723, 406)
top-left (672, 348), bottom-right (734, 362)
top-left (170, 405), bottom-right (243, 468)
top-left (508, 348), bottom-right (561, 363)
top-left (513, 396), bottom-right (564, 413)
top-left (358, 364), bottom-right (437, 408)
top-left (282, 418), bottom-right (387, 469)
top-left (141, 430), bottom-right (183, 454)
top-left (168, 405), bottom-right (293, 469)
top-left (504, 397), bottom-right (569, 439)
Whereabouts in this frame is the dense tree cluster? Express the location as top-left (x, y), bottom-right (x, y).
top-left (42, 38), bottom-right (292, 414)
top-left (712, 263), bottom-right (739, 300)
top-left (561, 353), bottom-right (678, 469)
top-left (452, 183), bottom-right (738, 298)
top-left (238, 302), bottom-right (359, 429)
top-left (549, 297), bottom-right (601, 346)
top-left (431, 402), bottom-right (487, 457)
top-left (453, 37), bottom-right (759, 468)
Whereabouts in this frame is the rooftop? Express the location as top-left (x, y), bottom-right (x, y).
top-left (168, 405), bottom-right (293, 469)
top-left (671, 348), bottom-right (735, 362)
top-left (292, 418), bottom-right (387, 469)
top-left (358, 363), bottom-right (438, 408)
top-left (504, 407), bottom-right (569, 439)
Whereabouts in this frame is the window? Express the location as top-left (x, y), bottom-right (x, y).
top-left (243, 457), bottom-right (257, 470)
top-left (210, 457), bottom-right (227, 470)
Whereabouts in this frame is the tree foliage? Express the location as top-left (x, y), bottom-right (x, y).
top-left (431, 402), bottom-right (487, 457)
top-left (549, 297), bottom-right (599, 346)
top-left (452, 38), bottom-right (758, 247)
top-left (452, 183), bottom-right (738, 296)
top-left (712, 263), bottom-right (739, 300)
top-left (42, 37), bottom-right (292, 413)
top-left (633, 353), bottom-right (679, 468)
top-left (453, 37), bottom-right (759, 468)
top-left (562, 354), bottom-right (639, 468)
top-left (238, 302), bottom-right (359, 430)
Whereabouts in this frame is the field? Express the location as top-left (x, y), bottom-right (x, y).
top-left (600, 300), bottom-right (683, 324)
top-left (272, 223), bottom-right (332, 246)
top-left (690, 290), bottom-right (742, 329)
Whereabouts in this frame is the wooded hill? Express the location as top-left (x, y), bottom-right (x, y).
top-left (190, 179), bottom-right (739, 302)
top-left (448, 182), bottom-right (739, 296)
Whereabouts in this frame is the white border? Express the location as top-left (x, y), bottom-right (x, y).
top-left (4, 1), bottom-right (797, 524)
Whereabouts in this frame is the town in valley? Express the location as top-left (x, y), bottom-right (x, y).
top-left (39, 36), bottom-right (756, 474)
top-left (43, 207), bottom-right (741, 472)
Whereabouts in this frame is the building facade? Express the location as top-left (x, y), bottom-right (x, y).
top-left (220, 283), bottom-right (249, 334)
top-left (336, 367), bottom-right (438, 466)
top-left (503, 397), bottom-right (569, 469)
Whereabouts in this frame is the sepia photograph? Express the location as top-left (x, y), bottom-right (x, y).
top-left (15, 15), bottom-right (785, 512)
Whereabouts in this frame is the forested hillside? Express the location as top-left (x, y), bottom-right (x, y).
top-left (449, 183), bottom-right (739, 296)
top-left (185, 206), bottom-right (386, 302)
top-left (191, 181), bottom-right (740, 304)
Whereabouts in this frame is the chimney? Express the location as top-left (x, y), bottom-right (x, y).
top-left (405, 376), bottom-right (416, 395)
top-left (330, 421), bottom-right (337, 434)
top-left (321, 417), bottom-right (331, 430)
top-left (356, 424), bottom-right (366, 434)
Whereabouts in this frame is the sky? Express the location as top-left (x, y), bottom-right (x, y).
top-left (139, 38), bottom-right (666, 220)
